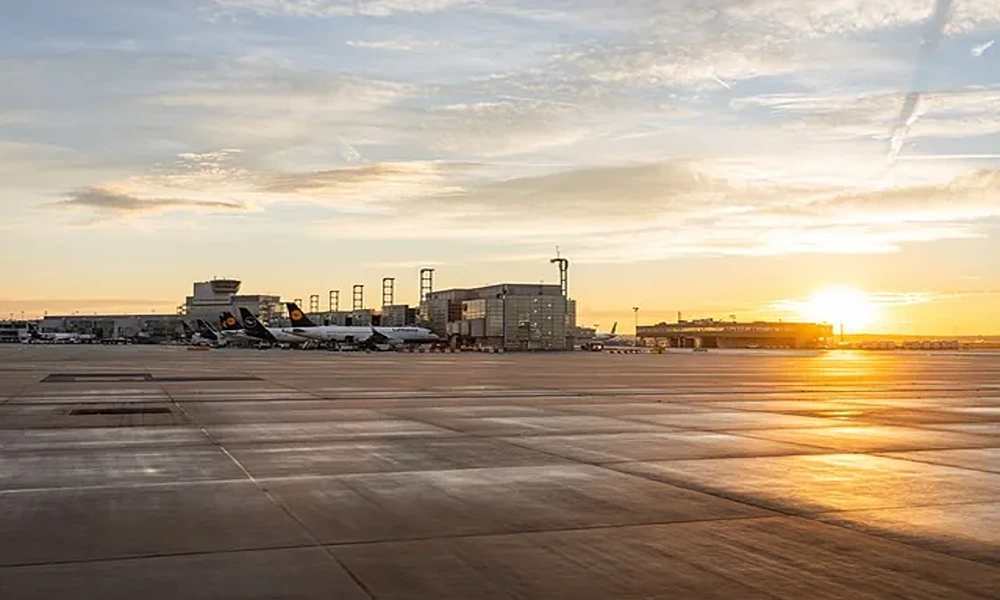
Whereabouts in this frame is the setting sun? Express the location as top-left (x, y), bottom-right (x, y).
top-left (801, 286), bottom-right (879, 332)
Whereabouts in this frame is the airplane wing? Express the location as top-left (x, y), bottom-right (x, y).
top-left (358, 326), bottom-right (399, 351)
top-left (367, 326), bottom-right (392, 345)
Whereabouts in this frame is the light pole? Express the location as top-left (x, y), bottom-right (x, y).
top-left (632, 307), bottom-right (639, 347)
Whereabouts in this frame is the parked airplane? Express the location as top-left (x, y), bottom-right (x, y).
top-left (194, 319), bottom-right (220, 344)
top-left (237, 308), bottom-right (311, 345)
top-left (219, 312), bottom-right (240, 331)
top-left (179, 321), bottom-right (198, 342)
top-left (581, 322), bottom-right (622, 351)
top-left (285, 302), bottom-right (439, 347)
top-left (593, 322), bottom-right (620, 343)
top-left (216, 312), bottom-right (257, 345)
top-left (26, 325), bottom-right (93, 344)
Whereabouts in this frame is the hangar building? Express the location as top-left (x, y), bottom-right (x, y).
top-left (638, 318), bottom-right (834, 349)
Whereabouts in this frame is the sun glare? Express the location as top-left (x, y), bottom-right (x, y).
top-left (801, 286), bottom-right (878, 332)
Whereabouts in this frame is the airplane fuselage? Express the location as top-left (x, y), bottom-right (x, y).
top-left (288, 325), bottom-right (438, 344)
top-left (266, 328), bottom-right (313, 344)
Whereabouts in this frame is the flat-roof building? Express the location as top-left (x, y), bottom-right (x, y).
top-left (34, 279), bottom-right (284, 341)
top-left (0, 320), bottom-right (34, 343)
top-left (638, 319), bottom-right (834, 349)
top-left (425, 283), bottom-right (576, 350)
top-left (39, 314), bottom-right (184, 342)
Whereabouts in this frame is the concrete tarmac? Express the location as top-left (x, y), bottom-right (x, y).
top-left (0, 345), bottom-right (997, 599)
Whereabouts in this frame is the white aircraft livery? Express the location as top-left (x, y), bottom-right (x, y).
top-left (285, 303), bottom-right (439, 347)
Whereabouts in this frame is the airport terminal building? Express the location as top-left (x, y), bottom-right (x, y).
top-left (26, 275), bottom-right (577, 349)
top-left (38, 314), bottom-right (183, 342)
top-left (34, 279), bottom-right (282, 342)
top-left (638, 319), bottom-right (834, 349)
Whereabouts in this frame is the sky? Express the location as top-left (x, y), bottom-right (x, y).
top-left (2, 0), bottom-right (1000, 334)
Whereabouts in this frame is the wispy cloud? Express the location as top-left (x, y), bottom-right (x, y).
top-left (363, 259), bottom-right (452, 269)
top-left (296, 157), bottom-right (1000, 261)
top-left (6, 0), bottom-right (1000, 273)
top-left (57, 138), bottom-right (1000, 257)
top-left (55, 187), bottom-right (248, 215)
top-left (0, 298), bottom-right (175, 312)
top-left (771, 288), bottom-right (1000, 316)
top-left (347, 39), bottom-right (442, 51)
top-left (770, 291), bottom-right (929, 315)
top-left (733, 87), bottom-right (1000, 148)
top-left (259, 161), bottom-right (468, 211)
top-left (213, 0), bottom-right (474, 18)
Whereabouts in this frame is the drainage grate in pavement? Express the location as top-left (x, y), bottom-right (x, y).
top-left (69, 407), bottom-right (172, 416)
top-left (43, 373), bottom-right (153, 383)
top-left (154, 376), bottom-right (261, 382)
top-left (42, 373), bottom-right (260, 383)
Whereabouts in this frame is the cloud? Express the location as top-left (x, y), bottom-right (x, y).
top-left (56, 187), bottom-right (247, 215)
top-left (490, 0), bottom-right (1000, 93)
top-left (516, 2), bottom-right (918, 89)
top-left (363, 259), bottom-right (452, 269)
top-left (346, 39), bottom-right (442, 51)
top-left (216, 0), bottom-right (1000, 32)
top-left (50, 148), bottom-right (476, 221)
top-left (770, 288), bottom-right (1000, 319)
top-left (306, 157), bottom-right (1000, 262)
top-left (203, 0), bottom-right (1000, 100)
top-left (154, 71), bottom-right (412, 114)
top-left (0, 110), bottom-right (31, 125)
top-left (259, 161), bottom-right (467, 212)
top-left (0, 298), bottom-right (174, 312)
top-left (144, 66), bottom-right (422, 163)
top-left (213, 0), bottom-right (474, 18)
top-left (420, 98), bottom-right (590, 156)
top-left (935, 289), bottom-right (1000, 300)
top-left (796, 170), bottom-right (1000, 223)
top-left (10, 0), bottom-right (1000, 271)
top-left (733, 88), bottom-right (1000, 146)
top-left (771, 290), bottom-right (935, 313)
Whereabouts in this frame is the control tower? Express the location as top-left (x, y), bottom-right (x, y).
top-left (208, 279), bottom-right (242, 296)
top-left (183, 279), bottom-right (281, 323)
top-left (187, 279), bottom-right (243, 313)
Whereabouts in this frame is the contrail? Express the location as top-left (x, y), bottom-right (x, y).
top-left (711, 74), bottom-right (733, 90)
top-left (338, 137), bottom-right (362, 163)
top-left (972, 40), bottom-right (995, 57)
top-left (888, 0), bottom-right (953, 163)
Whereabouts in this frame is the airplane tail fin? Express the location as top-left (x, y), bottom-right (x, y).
top-left (239, 308), bottom-right (278, 343)
top-left (611, 322), bottom-right (617, 335)
top-left (195, 319), bottom-right (219, 341)
top-left (286, 302), bottom-right (317, 327)
top-left (219, 312), bottom-right (242, 331)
